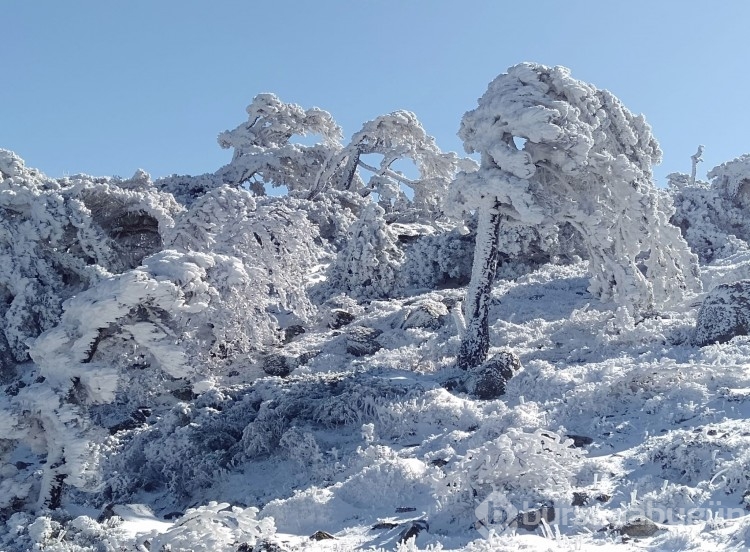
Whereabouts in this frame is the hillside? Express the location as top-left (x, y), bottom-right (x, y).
top-left (2, 63), bottom-right (750, 551)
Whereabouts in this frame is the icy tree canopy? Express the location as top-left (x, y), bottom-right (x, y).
top-left (451, 62), bottom-right (701, 318)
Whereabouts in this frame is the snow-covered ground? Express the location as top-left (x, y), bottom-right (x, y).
top-left (5, 259), bottom-right (750, 551)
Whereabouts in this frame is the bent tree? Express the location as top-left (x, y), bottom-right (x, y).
top-left (452, 63), bottom-right (700, 370)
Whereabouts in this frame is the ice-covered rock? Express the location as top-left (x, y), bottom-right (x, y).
top-left (618, 517), bottom-right (661, 538)
top-left (262, 353), bottom-right (297, 377)
top-left (693, 280), bottom-right (750, 346)
top-left (328, 309), bottom-right (355, 329)
top-left (345, 327), bottom-right (383, 357)
top-left (400, 300), bottom-right (449, 330)
top-left (282, 325), bottom-right (306, 343)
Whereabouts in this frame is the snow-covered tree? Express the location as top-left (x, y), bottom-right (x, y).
top-left (450, 63), bottom-right (701, 369)
top-left (217, 93), bottom-right (343, 195)
top-left (669, 154), bottom-right (750, 263)
top-left (152, 95), bottom-right (347, 210)
top-left (312, 111), bottom-right (473, 222)
top-left (325, 203), bottom-right (403, 300)
top-left (218, 95), bottom-right (469, 224)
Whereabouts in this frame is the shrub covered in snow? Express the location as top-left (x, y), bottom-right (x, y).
top-left (0, 512), bottom-right (130, 552)
top-left (166, 186), bottom-right (325, 353)
top-left (397, 225), bottom-right (475, 291)
top-left (0, 150), bottom-right (179, 364)
top-left (141, 502), bottom-right (276, 552)
top-left (669, 154), bottom-right (750, 263)
top-left (436, 428), bottom-right (583, 521)
top-left (325, 203), bottom-right (404, 300)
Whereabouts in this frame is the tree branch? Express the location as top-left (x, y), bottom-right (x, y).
top-left (356, 159), bottom-right (417, 187)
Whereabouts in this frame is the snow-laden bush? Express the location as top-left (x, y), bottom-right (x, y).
top-left (0, 150), bottom-right (179, 363)
top-left (1, 505), bottom-right (274, 552)
top-left (437, 428), bottom-right (583, 509)
top-left (335, 445), bottom-right (435, 511)
top-left (99, 389), bottom-right (249, 502)
top-left (0, 512), bottom-right (129, 552)
top-left (97, 371), bottom-right (417, 506)
top-left (279, 426), bottom-right (325, 468)
top-left (325, 203), bottom-right (403, 300)
top-left (669, 154), bottom-right (750, 263)
top-left (644, 423), bottom-right (750, 494)
top-left (238, 371), bottom-right (414, 459)
top-left (397, 225), bottom-right (475, 291)
top-left (1, 252), bottom-right (227, 511)
top-left (155, 171), bottom-right (225, 207)
top-left (27, 248), bottom-right (273, 391)
top-left (141, 502), bottom-right (276, 552)
top-left (373, 388), bottom-right (483, 441)
top-left (166, 186), bottom-right (324, 346)
top-left (287, 188), bottom-right (366, 244)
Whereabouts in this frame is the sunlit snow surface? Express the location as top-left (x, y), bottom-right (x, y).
top-left (4, 258), bottom-right (750, 551)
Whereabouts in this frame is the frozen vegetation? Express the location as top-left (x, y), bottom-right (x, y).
top-left (2, 63), bottom-right (750, 550)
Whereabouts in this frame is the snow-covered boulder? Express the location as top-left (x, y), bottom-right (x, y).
top-left (345, 326), bottom-right (383, 357)
top-left (400, 299), bottom-right (449, 330)
top-left (262, 354), bottom-right (297, 377)
top-left (693, 280), bottom-right (750, 346)
top-left (328, 309), bottom-right (355, 329)
top-left (282, 325), bottom-right (306, 343)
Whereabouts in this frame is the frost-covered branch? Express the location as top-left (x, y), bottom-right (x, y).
top-left (356, 158), bottom-right (417, 187)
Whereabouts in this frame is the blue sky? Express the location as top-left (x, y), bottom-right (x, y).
top-left (2, 1), bottom-right (748, 186)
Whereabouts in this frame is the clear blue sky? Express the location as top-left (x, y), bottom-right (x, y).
top-left (2, 1), bottom-right (748, 186)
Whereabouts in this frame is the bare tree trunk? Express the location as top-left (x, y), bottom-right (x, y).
top-left (457, 201), bottom-right (503, 370)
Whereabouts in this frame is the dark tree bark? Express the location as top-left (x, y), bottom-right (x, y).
top-left (340, 147), bottom-right (361, 191)
top-left (456, 200), bottom-right (503, 370)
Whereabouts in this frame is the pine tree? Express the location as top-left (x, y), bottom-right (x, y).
top-left (451, 63), bottom-right (700, 369)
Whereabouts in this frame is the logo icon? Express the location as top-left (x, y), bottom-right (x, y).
top-left (474, 491), bottom-right (518, 538)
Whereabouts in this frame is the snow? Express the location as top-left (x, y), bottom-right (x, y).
top-left (7, 258), bottom-right (750, 550)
